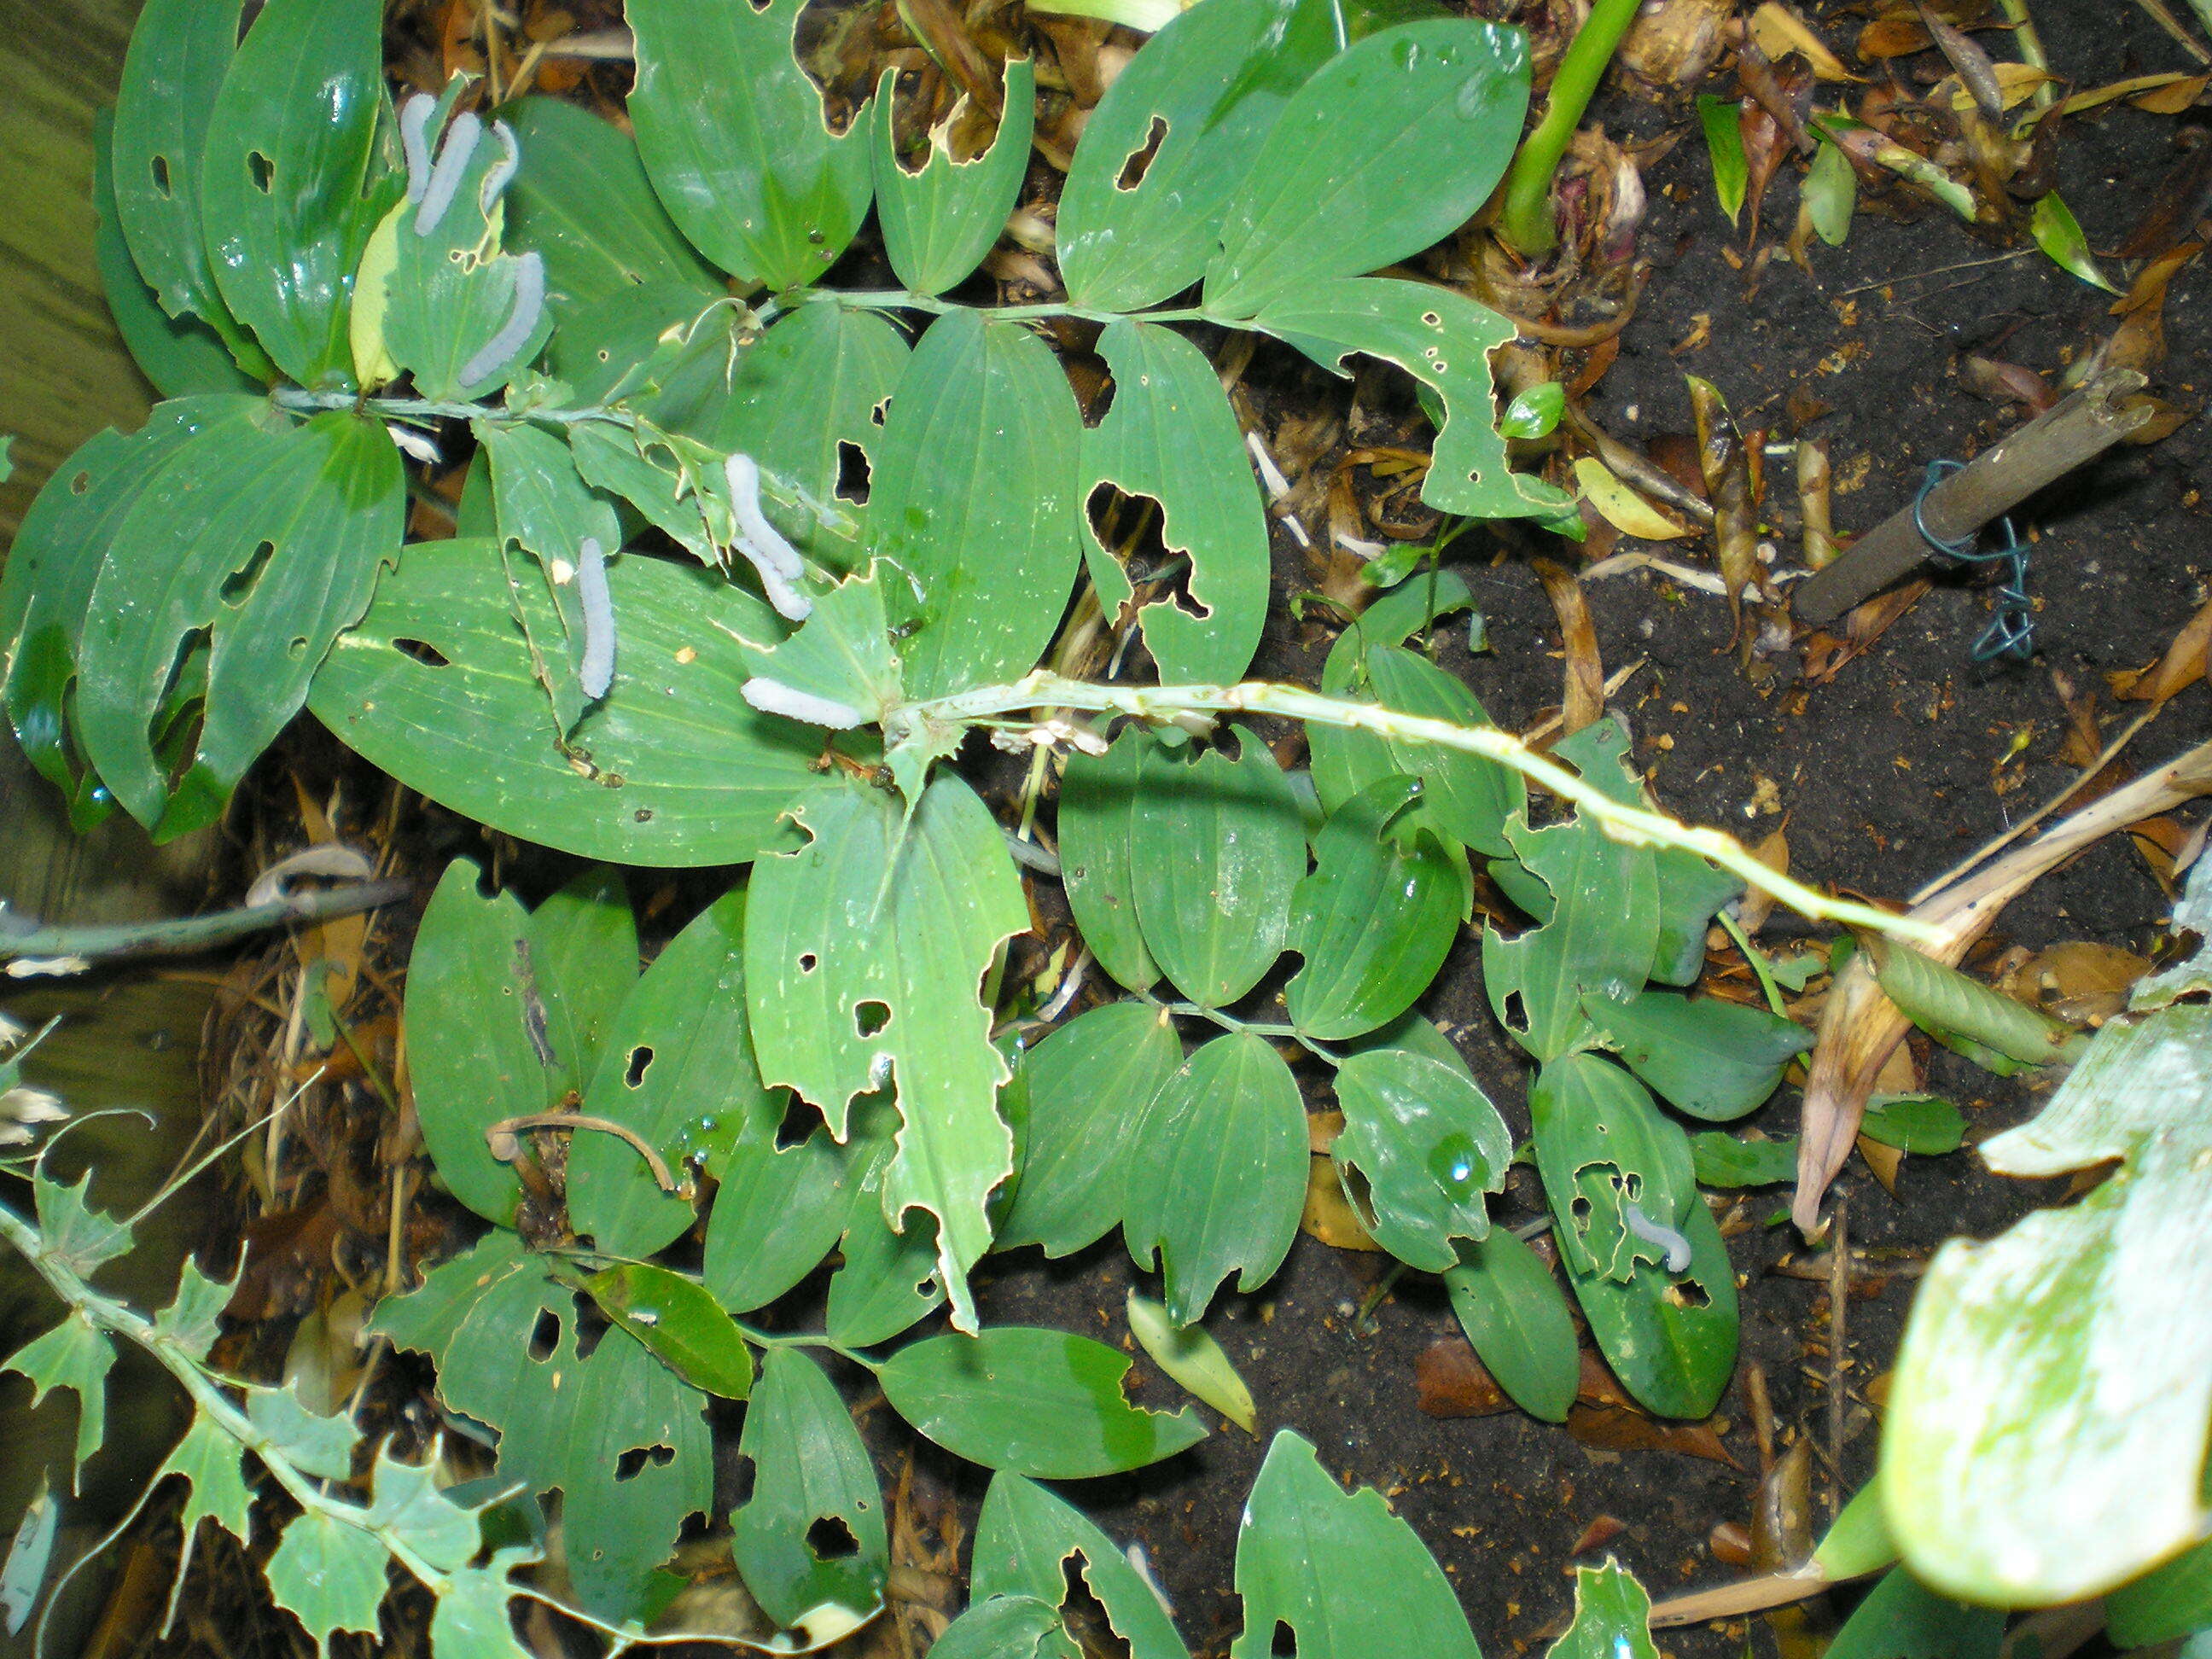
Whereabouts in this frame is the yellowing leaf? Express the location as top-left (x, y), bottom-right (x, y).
top-left (1571, 457), bottom-right (1697, 541)
top-left (1749, 3), bottom-right (1858, 81)
top-left (1127, 1292), bottom-right (1260, 1434)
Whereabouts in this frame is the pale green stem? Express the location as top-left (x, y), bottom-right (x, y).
top-left (777, 287), bottom-right (1218, 329)
top-left (1496, 0), bottom-right (1644, 258)
top-left (1161, 999), bottom-right (1342, 1066)
top-left (1994, 0), bottom-right (2058, 110)
top-left (1717, 907), bottom-right (1790, 1018)
top-left (891, 673), bottom-right (1941, 944)
top-left (272, 387), bottom-right (634, 429)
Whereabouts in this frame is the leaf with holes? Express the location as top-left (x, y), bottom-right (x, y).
top-left (2, 1315), bottom-right (115, 1486)
top-left (1231, 1431), bottom-right (1481, 1659)
top-left (744, 771), bottom-right (1027, 1330)
top-left (1566, 1190), bottom-right (1738, 1420)
top-left (570, 887), bottom-right (777, 1258)
top-left (1531, 1052), bottom-right (1696, 1284)
top-left (1286, 777), bottom-right (1461, 1040)
top-left (627, 0), bottom-right (873, 288)
top-left (1484, 804), bottom-right (1660, 1065)
top-left (825, 1105), bottom-right (948, 1346)
top-left (874, 60), bottom-right (1037, 296)
top-left (403, 860), bottom-right (571, 1225)
top-left (1129, 730), bottom-right (1304, 1008)
top-left (582, 1262), bottom-right (755, 1400)
top-left (995, 1000), bottom-right (1182, 1257)
top-left (1254, 277), bottom-right (1557, 519)
top-left (731, 1347), bottom-right (888, 1631)
top-left (476, 421), bottom-right (618, 726)
top-left (109, 0), bottom-right (268, 373)
top-left (702, 1126), bottom-right (853, 1314)
top-left (1444, 1229), bottom-right (1579, 1423)
top-left (1080, 320), bottom-right (1270, 684)
top-left (200, 0), bottom-right (397, 389)
top-left (973, 1474), bottom-right (1192, 1659)
top-left (1202, 20), bottom-right (1528, 317)
top-left (311, 540), bottom-right (856, 865)
top-left (867, 311), bottom-right (1083, 699)
top-left (1584, 989), bottom-right (1808, 1122)
top-left (1057, 0), bottom-right (1343, 312)
top-left (1124, 1031), bottom-right (1306, 1325)
top-left (353, 105), bottom-right (551, 402)
top-left (0, 399), bottom-right (235, 821)
top-left (75, 406), bottom-right (402, 838)
top-left (1057, 724), bottom-right (1165, 993)
top-left (96, 114), bottom-right (263, 399)
top-left (877, 1327), bottom-right (1207, 1477)
top-left (1332, 1045), bottom-right (1510, 1272)
top-left (499, 96), bottom-right (723, 319)
top-left (370, 1230), bottom-right (712, 1622)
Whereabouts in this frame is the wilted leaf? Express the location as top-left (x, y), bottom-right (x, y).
top-left (1572, 457), bottom-right (1697, 540)
top-left (1127, 1292), bottom-right (1259, 1432)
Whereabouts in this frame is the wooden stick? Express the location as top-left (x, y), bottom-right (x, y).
top-left (1793, 369), bottom-right (2153, 625)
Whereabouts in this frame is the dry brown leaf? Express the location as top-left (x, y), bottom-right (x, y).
top-left (1855, 1133), bottom-right (1903, 1192)
top-left (2115, 593), bottom-right (2212, 705)
top-left (1618, 0), bottom-right (1733, 86)
top-left (1569, 1403), bottom-right (1742, 1466)
top-left (1416, 1340), bottom-right (1514, 1416)
top-left (1535, 558), bottom-right (1604, 736)
top-left (1575, 1516), bottom-right (1630, 1555)
top-left (1997, 940), bottom-right (2152, 1024)
top-left (1735, 827), bottom-right (1792, 935)
top-left (2136, 73), bottom-right (2212, 113)
top-left (1751, 1), bottom-right (1858, 81)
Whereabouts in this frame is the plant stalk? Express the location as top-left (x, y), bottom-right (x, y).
top-left (1495, 0), bottom-right (1644, 258)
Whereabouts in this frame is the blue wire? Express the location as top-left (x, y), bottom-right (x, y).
top-left (1912, 458), bottom-right (2034, 662)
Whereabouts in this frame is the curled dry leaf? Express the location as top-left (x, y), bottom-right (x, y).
top-left (2113, 592), bottom-right (2212, 706)
top-left (1617, 0), bottom-right (1733, 87)
top-left (1534, 558), bottom-right (1605, 738)
top-left (1572, 457), bottom-right (1697, 540)
top-left (1749, 2), bottom-right (1857, 82)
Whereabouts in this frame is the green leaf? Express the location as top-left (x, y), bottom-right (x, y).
top-left (873, 60), bottom-right (1037, 296)
top-left (1443, 1230), bottom-right (1579, 1423)
top-left (627, 0), bottom-right (873, 288)
top-left (3, 1314), bottom-right (115, 1486)
top-left (245, 1381), bottom-right (358, 1481)
top-left (1860, 1095), bottom-right (1965, 1155)
top-left (1566, 1189), bottom-right (1738, 1420)
top-left (155, 1414), bottom-right (253, 1598)
top-left (1230, 1431), bottom-right (1480, 1659)
top-left (1814, 1480), bottom-right (1897, 1581)
top-left (428, 1552), bottom-right (538, 1659)
top-left (371, 1231), bottom-right (711, 1621)
top-left (729, 1348), bottom-right (888, 1630)
top-left (1057, 0), bottom-right (1343, 312)
top-left (825, 1111), bottom-right (948, 1346)
top-left (1583, 989), bottom-right (1808, 1121)
top-left (1531, 1052), bottom-right (1694, 1284)
top-left (1688, 1131), bottom-right (1797, 1187)
top-left (358, 104), bottom-right (551, 402)
top-left (33, 1167), bottom-right (135, 1278)
top-left (581, 1263), bottom-right (754, 1400)
top-left (1057, 725), bottom-right (1165, 993)
top-left (265, 1508), bottom-right (389, 1656)
top-left (1549, 1559), bottom-right (1660, 1659)
top-left (1253, 276), bottom-right (1557, 519)
top-left (153, 1260), bottom-right (239, 1364)
top-left (311, 540), bottom-right (855, 865)
top-left (1882, 967), bottom-right (2212, 1604)
top-left (702, 1126), bottom-right (852, 1313)
top-left (1080, 320), bottom-right (1271, 684)
top-left (1333, 1045), bottom-right (1510, 1272)
top-left (95, 114), bottom-right (262, 399)
top-left (1499, 381), bottom-right (1564, 439)
top-left (2110, 1534), bottom-right (2212, 1647)
top-left (363, 1445), bottom-right (492, 1574)
top-left (1129, 730), bottom-right (1304, 1008)
top-left (974, 1474), bottom-right (1192, 1659)
top-left (528, 866), bottom-right (638, 1089)
top-left (1825, 1569), bottom-right (2004, 1659)
top-left (996, 1001), bottom-right (1181, 1256)
top-left (1865, 934), bottom-right (2085, 1074)
top-left (1647, 850), bottom-right (1741, 987)
top-left (75, 405), bottom-right (402, 837)
top-left (2029, 192), bottom-right (2116, 293)
top-left (876, 1326), bottom-right (1208, 1477)
top-left (1127, 1292), bottom-right (1259, 1433)
top-left (477, 422), bottom-right (620, 725)
top-left (1, 1479), bottom-right (57, 1641)
top-left (404, 860), bottom-right (564, 1225)
top-left (1697, 94), bottom-right (1748, 227)
top-left (932, 1596), bottom-right (1068, 1659)
top-left (200, 0), bottom-right (395, 389)
top-left (736, 561), bottom-right (905, 731)
top-left (110, 0), bottom-right (266, 370)
top-left (867, 311), bottom-right (1083, 700)
top-left (1484, 809), bottom-right (1659, 1064)
top-left (1285, 777), bottom-right (1461, 1040)
top-left (1124, 1031), bottom-right (1306, 1324)
top-left (571, 888), bottom-right (777, 1258)
top-left (498, 97), bottom-right (723, 317)
top-left (1806, 131), bottom-right (1857, 246)
top-left (1202, 20), bottom-right (1528, 317)
top-left (744, 772), bottom-right (1027, 1330)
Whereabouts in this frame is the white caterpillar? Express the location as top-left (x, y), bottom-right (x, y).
top-left (476, 119), bottom-right (521, 218)
top-left (399, 94), bottom-right (437, 203)
top-left (1622, 1200), bottom-right (1691, 1273)
top-left (415, 110), bottom-right (482, 238)
top-left (742, 678), bottom-right (865, 729)
top-left (576, 537), bottom-right (615, 701)
top-left (724, 453), bottom-right (812, 621)
top-left (459, 251), bottom-right (544, 388)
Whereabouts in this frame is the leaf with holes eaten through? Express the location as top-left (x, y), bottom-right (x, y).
top-left (743, 772), bottom-right (1027, 1331)
top-left (1530, 1052), bottom-right (1695, 1284)
top-left (973, 1473), bottom-right (1192, 1659)
top-left (874, 60), bottom-right (1037, 296)
top-left (731, 1347), bottom-right (888, 1631)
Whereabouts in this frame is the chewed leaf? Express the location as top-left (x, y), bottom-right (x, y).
top-left (973, 1475), bottom-right (1191, 1659)
top-left (1548, 1558), bottom-right (1662, 1659)
top-left (1333, 1046), bottom-right (1510, 1272)
top-left (1529, 1052), bottom-right (1694, 1284)
top-left (876, 1327), bottom-right (1208, 1477)
top-left (1254, 277), bottom-right (1558, 519)
top-left (1231, 1431), bottom-right (1480, 1658)
top-left (743, 773), bottom-right (1027, 1330)
top-left (2, 1314), bottom-right (116, 1487)
top-left (1567, 1193), bottom-right (1738, 1419)
top-left (730, 1348), bottom-right (888, 1629)
top-left (737, 561), bottom-right (904, 730)
top-left (875, 60), bottom-right (1038, 296)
